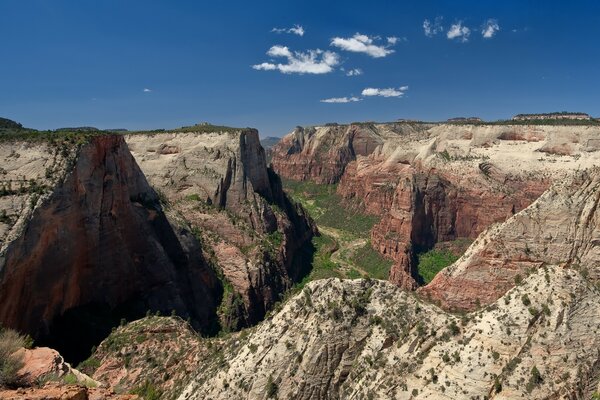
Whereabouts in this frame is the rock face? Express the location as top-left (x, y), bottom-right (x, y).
top-left (126, 130), bottom-right (315, 329)
top-left (272, 122), bottom-right (600, 286)
top-left (0, 135), bottom-right (221, 362)
top-left (421, 167), bottom-right (600, 311)
top-left (178, 269), bottom-right (600, 400)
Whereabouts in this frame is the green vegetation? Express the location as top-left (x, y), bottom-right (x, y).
top-left (76, 356), bottom-right (101, 375)
top-left (350, 241), bottom-right (393, 280)
top-left (415, 249), bottom-right (459, 284)
top-left (283, 178), bottom-right (394, 285)
top-left (129, 123), bottom-right (245, 135)
top-left (266, 375), bottom-right (278, 398)
top-left (282, 179), bottom-right (379, 237)
top-left (0, 327), bottom-right (33, 387)
top-left (294, 234), bottom-right (343, 290)
top-left (0, 117), bottom-right (245, 143)
top-left (131, 379), bottom-right (162, 400)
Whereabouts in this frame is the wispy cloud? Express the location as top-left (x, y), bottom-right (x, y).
top-left (143, 88), bottom-right (152, 92)
top-left (346, 68), bottom-right (363, 77)
top-left (330, 33), bottom-right (396, 58)
top-left (252, 45), bottom-right (339, 74)
top-left (423, 17), bottom-right (444, 37)
top-left (271, 24), bottom-right (305, 36)
top-left (361, 86), bottom-right (408, 98)
top-left (481, 19), bottom-right (500, 38)
top-left (320, 96), bottom-right (362, 103)
top-left (447, 21), bottom-right (471, 42)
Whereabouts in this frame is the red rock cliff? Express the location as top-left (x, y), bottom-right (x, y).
top-left (0, 135), bottom-right (221, 362)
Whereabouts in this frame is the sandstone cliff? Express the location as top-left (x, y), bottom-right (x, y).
top-left (272, 122), bottom-right (600, 287)
top-left (178, 267), bottom-right (600, 399)
top-left (421, 167), bottom-right (600, 311)
top-left (125, 129), bottom-right (315, 329)
top-left (0, 135), bottom-right (221, 362)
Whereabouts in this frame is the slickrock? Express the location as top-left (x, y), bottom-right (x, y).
top-left (421, 167), bottom-right (600, 311)
top-left (272, 122), bottom-right (600, 286)
top-left (126, 130), bottom-right (315, 328)
top-left (178, 268), bottom-right (600, 399)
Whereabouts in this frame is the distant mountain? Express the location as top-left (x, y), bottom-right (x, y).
top-left (260, 136), bottom-right (281, 150)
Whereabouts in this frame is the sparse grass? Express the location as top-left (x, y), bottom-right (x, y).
top-left (416, 249), bottom-right (459, 284)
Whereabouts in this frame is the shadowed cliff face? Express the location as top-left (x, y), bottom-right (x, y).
top-left (0, 135), bottom-right (221, 363)
top-left (126, 129), bottom-right (316, 331)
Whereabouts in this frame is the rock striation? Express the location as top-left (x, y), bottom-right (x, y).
top-left (178, 268), bottom-right (600, 399)
top-left (0, 135), bottom-right (221, 362)
top-left (272, 122), bottom-right (600, 286)
top-left (421, 167), bottom-right (600, 311)
top-left (126, 129), bottom-right (315, 329)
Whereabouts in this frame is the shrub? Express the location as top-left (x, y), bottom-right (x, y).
top-left (131, 380), bottom-right (161, 400)
top-left (0, 328), bottom-right (30, 387)
top-left (266, 375), bottom-right (278, 398)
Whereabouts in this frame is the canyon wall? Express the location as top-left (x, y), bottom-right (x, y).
top-left (126, 129), bottom-right (315, 329)
top-left (0, 128), bottom-right (315, 361)
top-left (0, 135), bottom-right (221, 362)
top-left (272, 122), bottom-right (600, 287)
top-left (421, 167), bottom-right (600, 311)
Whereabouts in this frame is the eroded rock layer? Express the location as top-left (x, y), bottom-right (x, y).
top-left (178, 269), bottom-right (600, 399)
top-left (126, 130), bottom-right (315, 328)
top-left (421, 167), bottom-right (600, 311)
top-left (0, 135), bottom-right (221, 361)
top-left (272, 123), bottom-right (600, 286)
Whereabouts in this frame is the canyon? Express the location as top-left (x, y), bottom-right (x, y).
top-left (2, 119), bottom-right (600, 399)
top-left (0, 124), bottom-right (314, 366)
top-left (271, 122), bottom-right (600, 291)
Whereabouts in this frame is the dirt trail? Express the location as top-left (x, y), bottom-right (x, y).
top-left (318, 226), bottom-right (370, 277)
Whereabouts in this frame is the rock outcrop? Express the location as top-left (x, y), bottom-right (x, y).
top-left (272, 122), bottom-right (600, 286)
top-left (0, 135), bottom-right (221, 362)
top-left (83, 316), bottom-right (204, 400)
top-left (421, 167), bottom-right (600, 311)
top-left (126, 129), bottom-right (315, 329)
top-left (15, 347), bottom-right (98, 387)
top-left (178, 268), bottom-right (600, 399)
top-left (0, 382), bottom-right (137, 400)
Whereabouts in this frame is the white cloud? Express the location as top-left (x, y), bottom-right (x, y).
top-left (387, 36), bottom-right (398, 45)
top-left (320, 96), bottom-right (362, 103)
top-left (143, 88), bottom-right (152, 92)
top-left (330, 33), bottom-right (395, 58)
top-left (252, 45), bottom-right (339, 74)
top-left (447, 21), bottom-right (471, 42)
top-left (346, 68), bottom-right (363, 76)
top-left (271, 24), bottom-right (305, 36)
top-left (481, 19), bottom-right (500, 38)
top-left (423, 17), bottom-right (444, 37)
top-left (361, 86), bottom-right (408, 98)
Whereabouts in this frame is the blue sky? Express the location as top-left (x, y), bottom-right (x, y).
top-left (1, 0), bottom-right (599, 137)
